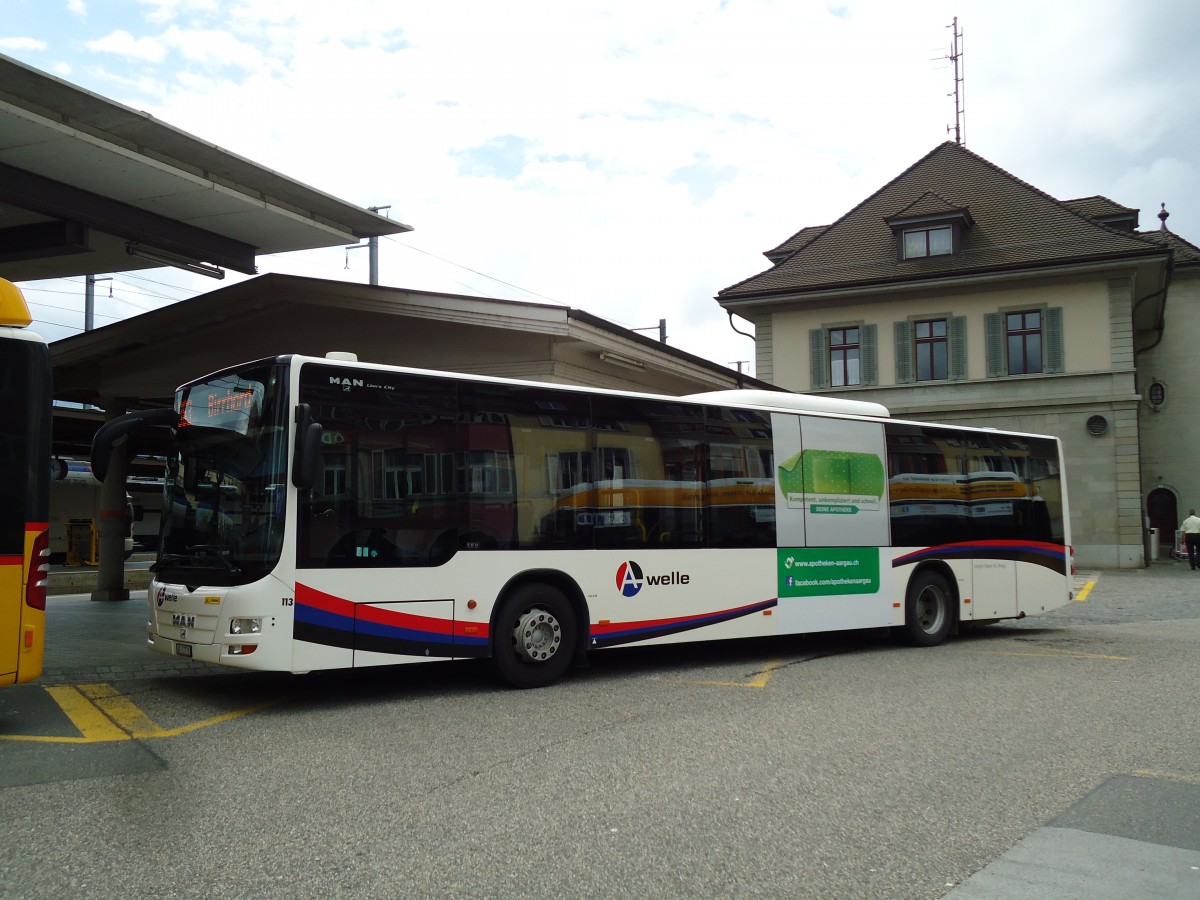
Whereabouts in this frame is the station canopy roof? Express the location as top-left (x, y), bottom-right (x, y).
top-left (0, 52), bottom-right (410, 283)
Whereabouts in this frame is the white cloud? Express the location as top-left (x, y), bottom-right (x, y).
top-left (0, 37), bottom-right (48, 50)
top-left (161, 24), bottom-right (265, 70)
top-left (85, 30), bottom-right (168, 63)
top-left (135, 0), bottom-right (221, 26)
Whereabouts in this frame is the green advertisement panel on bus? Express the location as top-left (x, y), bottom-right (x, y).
top-left (771, 414), bottom-right (889, 548)
top-left (777, 547), bottom-right (881, 597)
top-left (777, 448), bottom-right (885, 511)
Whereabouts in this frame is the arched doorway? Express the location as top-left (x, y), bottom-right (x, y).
top-left (1147, 487), bottom-right (1179, 559)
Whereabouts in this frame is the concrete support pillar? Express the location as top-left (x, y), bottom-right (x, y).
top-left (92, 403), bottom-right (131, 602)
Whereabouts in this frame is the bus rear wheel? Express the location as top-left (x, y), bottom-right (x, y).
top-left (492, 584), bottom-right (577, 688)
top-left (902, 570), bottom-right (954, 647)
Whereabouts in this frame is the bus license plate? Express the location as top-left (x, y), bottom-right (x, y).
top-left (171, 614), bottom-right (196, 628)
top-left (175, 643), bottom-right (193, 658)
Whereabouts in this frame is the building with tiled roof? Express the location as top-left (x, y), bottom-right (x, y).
top-left (718, 141), bottom-right (1194, 568)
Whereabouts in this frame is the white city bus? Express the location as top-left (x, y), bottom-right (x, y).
top-left (93, 353), bottom-right (1072, 688)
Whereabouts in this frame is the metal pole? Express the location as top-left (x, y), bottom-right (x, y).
top-left (85, 274), bottom-right (95, 331)
top-left (367, 205), bottom-right (390, 287)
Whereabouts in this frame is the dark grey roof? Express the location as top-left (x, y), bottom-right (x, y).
top-left (722, 142), bottom-right (1165, 302)
top-left (763, 225), bottom-right (829, 264)
top-left (1139, 228), bottom-right (1200, 267)
top-left (887, 190), bottom-right (968, 222)
top-left (1063, 195), bottom-right (1139, 222)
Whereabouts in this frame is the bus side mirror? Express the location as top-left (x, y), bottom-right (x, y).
top-left (292, 404), bottom-right (323, 490)
top-left (92, 408), bottom-right (179, 482)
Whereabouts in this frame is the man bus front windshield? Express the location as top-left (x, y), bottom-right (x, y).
top-left (156, 362), bottom-right (288, 587)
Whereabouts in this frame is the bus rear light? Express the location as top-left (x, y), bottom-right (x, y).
top-left (229, 617), bottom-right (261, 635)
top-left (23, 626), bottom-right (35, 649)
top-left (26, 528), bottom-right (48, 611)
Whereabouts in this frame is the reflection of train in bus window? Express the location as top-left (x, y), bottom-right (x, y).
top-left (536, 404), bottom-right (775, 549)
top-left (886, 426), bottom-right (1061, 546)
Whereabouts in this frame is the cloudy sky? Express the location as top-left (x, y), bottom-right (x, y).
top-left (4, 0), bottom-right (1198, 374)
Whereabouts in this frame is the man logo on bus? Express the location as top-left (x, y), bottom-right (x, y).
top-left (616, 561), bottom-right (644, 597)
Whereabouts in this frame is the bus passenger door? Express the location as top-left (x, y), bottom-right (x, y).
top-left (970, 559), bottom-right (1016, 620)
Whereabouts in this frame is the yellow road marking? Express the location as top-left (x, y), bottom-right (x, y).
top-left (1075, 580), bottom-right (1096, 602)
top-left (695, 658), bottom-right (783, 688)
top-left (969, 647), bottom-right (1130, 661)
top-left (150, 701), bottom-right (278, 737)
top-left (0, 683), bottom-right (278, 744)
top-left (41, 684), bottom-right (128, 742)
top-left (79, 682), bottom-right (162, 738)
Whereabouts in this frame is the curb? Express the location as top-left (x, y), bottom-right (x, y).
top-left (47, 570), bottom-right (152, 597)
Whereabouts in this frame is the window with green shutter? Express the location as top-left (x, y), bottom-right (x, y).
top-left (812, 324), bottom-right (876, 389)
top-left (894, 321), bottom-right (913, 384)
top-left (809, 329), bottom-right (829, 390)
top-left (949, 316), bottom-right (967, 380)
top-left (984, 312), bottom-right (1006, 377)
top-left (985, 307), bottom-right (1062, 376)
top-left (860, 324), bottom-right (878, 386)
top-left (897, 317), bottom-right (964, 382)
top-left (1044, 307), bottom-right (1064, 373)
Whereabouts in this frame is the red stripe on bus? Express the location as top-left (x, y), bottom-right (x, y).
top-left (296, 583), bottom-right (489, 640)
top-left (357, 603), bottom-right (456, 637)
top-left (295, 583), bottom-right (355, 617)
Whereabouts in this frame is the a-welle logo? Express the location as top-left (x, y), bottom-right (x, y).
top-left (615, 560), bottom-right (690, 597)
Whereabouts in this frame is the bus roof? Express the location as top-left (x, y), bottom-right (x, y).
top-left (0, 278), bottom-right (32, 328)
top-left (685, 389), bottom-right (890, 418)
top-left (284, 353), bottom-right (893, 418)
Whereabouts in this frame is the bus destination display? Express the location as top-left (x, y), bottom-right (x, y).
top-left (181, 378), bottom-right (264, 433)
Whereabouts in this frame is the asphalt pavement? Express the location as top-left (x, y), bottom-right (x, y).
top-left (28, 557), bottom-right (1200, 898)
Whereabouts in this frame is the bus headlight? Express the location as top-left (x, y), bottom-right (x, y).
top-left (229, 617), bottom-right (262, 635)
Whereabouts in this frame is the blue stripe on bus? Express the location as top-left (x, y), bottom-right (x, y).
top-left (893, 541), bottom-right (1066, 575)
top-left (295, 599), bottom-right (489, 657)
top-left (591, 598), bottom-right (778, 649)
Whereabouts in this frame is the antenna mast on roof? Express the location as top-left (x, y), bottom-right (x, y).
top-left (944, 17), bottom-right (966, 145)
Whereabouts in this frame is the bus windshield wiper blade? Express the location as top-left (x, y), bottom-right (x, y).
top-left (151, 549), bottom-right (241, 576)
top-left (187, 545), bottom-right (243, 575)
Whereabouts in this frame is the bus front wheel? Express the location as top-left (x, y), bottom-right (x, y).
top-left (492, 584), bottom-right (577, 689)
top-left (902, 570), bottom-right (954, 647)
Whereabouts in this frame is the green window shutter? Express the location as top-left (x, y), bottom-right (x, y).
top-left (949, 316), bottom-right (967, 380)
top-left (894, 321), bottom-right (913, 384)
top-left (1044, 306), bottom-right (1064, 373)
top-left (984, 312), bottom-right (1005, 377)
top-left (809, 329), bottom-right (829, 390)
top-left (861, 324), bottom-right (878, 386)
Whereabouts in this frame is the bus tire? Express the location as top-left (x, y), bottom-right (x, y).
top-left (492, 583), bottom-right (577, 689)
top-left (902, 569), bottom-right (954, 647)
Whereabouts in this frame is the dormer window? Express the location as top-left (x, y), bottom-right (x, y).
top-left (903, 226), bottom-right (953, 259)
top-left (885, 193), bottom-right (973, 263)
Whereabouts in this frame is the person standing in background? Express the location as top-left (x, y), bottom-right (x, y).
top-left (1180, 509), bottom-right (1200, 570)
